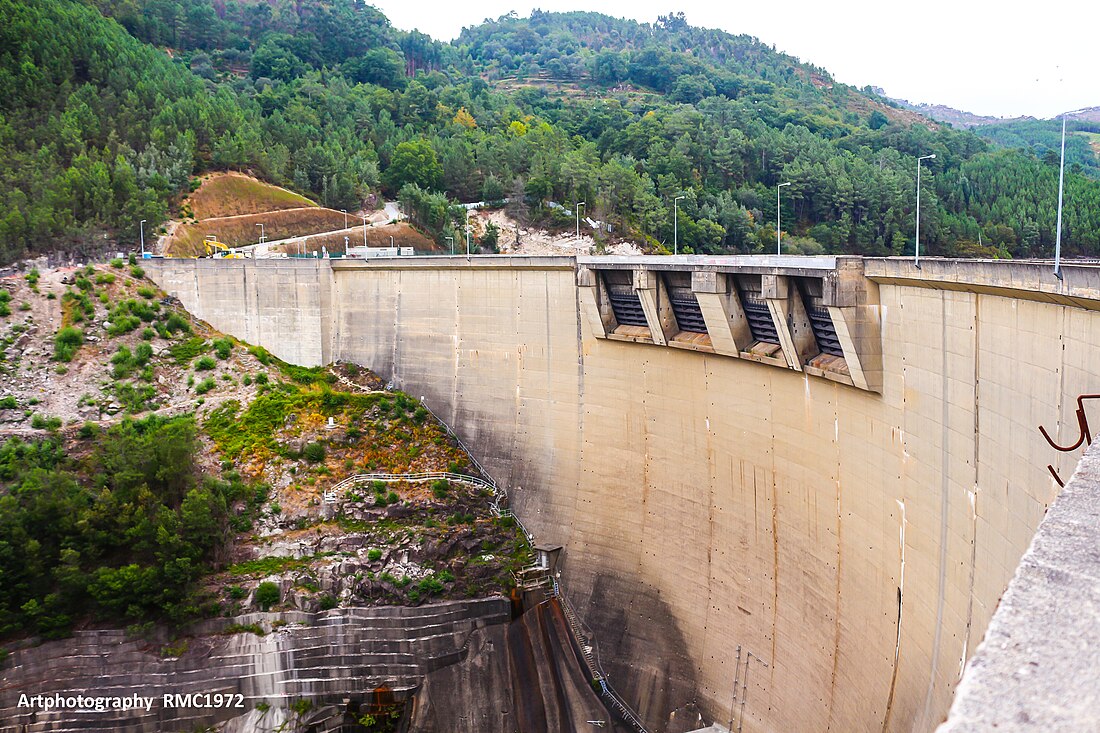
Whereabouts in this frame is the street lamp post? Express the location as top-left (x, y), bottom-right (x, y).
top-left (256, 223), bottom-right (264, 244)
top-left (915, 154), bottom-right (936, 268)
top-left (465, 208), bottom-right (471, 258)
top-left (776, 183), bottom-right (791, 255)
top-left (361, 215), bottom-right (368, 248)
top-left (139, 219), bottom-right (146, 257)
top-left (576, 202), bottom-right (585, 240)
top-left (446, 236), bottom-right (454, 255)
top-left (341, 209), bottom-right (347, 230)
top-left (673, 195), bottom-right (685, 255)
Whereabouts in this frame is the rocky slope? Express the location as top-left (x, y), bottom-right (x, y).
top-left (0, 261), bottom-right (598, 732)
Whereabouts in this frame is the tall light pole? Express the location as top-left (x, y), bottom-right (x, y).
top-left (446, 236), bottom-right (454, 255)
top-left (465, 208), bottom-right (471, 258)
top-left (673, 195), bottom-right (685, 255)
top-left (776, 183), bottom-right (790, 255)
top-left (256, 222), bottom-right (264, 244)
top-left (361, 215), bottom-right (368, 248)
top-left (576, 202), bottom-right (585, 240)
top-left (341, 209), bottom-right (347, 230)
top-left (1055, 115), bottom-right (1067, 279)
top-left (914, 154), bottom-right (936, 268)
top-left (139, 219), bottom-right (146, 257)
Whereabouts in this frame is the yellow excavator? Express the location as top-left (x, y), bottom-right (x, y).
top-left (203, 235), bottom-right (247, 259)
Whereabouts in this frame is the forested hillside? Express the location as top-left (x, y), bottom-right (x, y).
top-left (2, 0), bottom-right (1100, 263)
top-left (975, 117), bottom-right (1100, 179)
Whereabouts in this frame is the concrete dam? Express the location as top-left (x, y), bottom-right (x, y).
top-left (146, 255), bottom-right (1100, 732)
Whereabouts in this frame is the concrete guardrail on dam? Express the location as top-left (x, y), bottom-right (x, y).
top-left (147, 255), bottom-right (1100, 733)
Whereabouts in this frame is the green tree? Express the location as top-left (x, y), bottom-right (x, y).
top-left (383, 139), bottom-right (443, 193)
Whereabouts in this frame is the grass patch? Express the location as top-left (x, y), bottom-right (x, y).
top-left (169, 337), bottom-right (208, 366)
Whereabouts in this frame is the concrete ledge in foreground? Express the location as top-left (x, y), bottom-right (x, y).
top-left (938, 440), bottom-right (1100, 731)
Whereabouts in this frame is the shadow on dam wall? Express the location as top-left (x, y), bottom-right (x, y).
top-left (146, 255), bottom-right (1100, 733)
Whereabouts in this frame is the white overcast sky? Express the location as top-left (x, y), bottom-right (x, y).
top-left (370, 0), bottom-right (1095, 119)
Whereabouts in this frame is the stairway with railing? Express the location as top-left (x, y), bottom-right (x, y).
top-left (552, 578), bottom-right (651, 733)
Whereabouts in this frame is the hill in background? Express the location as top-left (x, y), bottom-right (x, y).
top-left (2, 0), bottom-right (1100, 263)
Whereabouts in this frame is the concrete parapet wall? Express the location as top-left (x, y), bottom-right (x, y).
top-left (937, 440), bottom-right (1100, 732)
top-left (146, 256), bottom-right (1100, 733)
top-left (149, 258), bottom-right (332, 366)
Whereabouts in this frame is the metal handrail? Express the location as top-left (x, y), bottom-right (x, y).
top-left (552, 579), bottom-right (651, 733)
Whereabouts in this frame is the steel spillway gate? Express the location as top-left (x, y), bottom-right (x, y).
top-left (736, 275), bottom-right (780, 344)
top-left (807, 308), bottom-right (844, 356)
top-left (798, 279), bottom-right (844, 357)
top-left (663, 272), bottom-right (707, 334)
top-left (603, 270), bottom-right (648, 327)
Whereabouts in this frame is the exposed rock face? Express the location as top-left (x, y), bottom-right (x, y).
top-left (410, 598), bottom-right (611, 733)
top-left (0, 597), bottom-right (624, 733)
top-left (0, 599), bottom-right (509, 732)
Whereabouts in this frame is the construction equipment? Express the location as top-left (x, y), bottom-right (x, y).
top-left (203, 235), bottom-right (249, 259)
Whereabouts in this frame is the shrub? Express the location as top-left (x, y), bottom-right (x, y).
top-left (431, 479), bottom-right (450, 499)
top-left (0, 396), bottom-right (15, 409)
top-left (18, 302), bottom-right (30, 311)
top-left (242, 374), bottom-right (252, 386)
top-left (130, 265), bottom-right (145, 279)
top-left (78, 421), bottom-right (99, 439)
top-left (227, 586), bottom-right (247, 600)
top-left (195, 377), bottom-right (216, 395)
top-left (0, 303), bottom-right (9, 317)
top-left (134, 342), bottom-right (153, 364)
top-left (110, 258), bottom-right (124, 268)
top-left (249, 345), bottom-right (272, 365)
top-left (194, 356), bottom-right (216, 371)
top-left (418, 575), bottom-right (444, 595)
top-left (385, 491), bottom-right (399, 505)
top-left (0, 291), bottom-right (10, 304)
top-left (254, 372), bottom-right (268, 385)
top-left (30, 414), bottom-right (61, 430)
top-left (303, 442), bottom-right (326, 463)
top-left (367, 548), bottom-right (382, 562)
top-left (164, 312), bottom-right (190, 334)
top-left (137, 286), bottom-right (156, 299)
top-left (255, 582), bottom-right (280, 610)
top-left (212, 338), bottom-right (233, 360)
top-left (111, 346), bottom-right (135, 378)
top-left (318, 595), bottom-right (338, 611)
top-left (25, 269), bottom-right (39, 286)
top-left (54, 326), bottom-right (84, 362)
top-left (141, 328), bottom-right (155, 340)
top-left (95, 272), bottom-right (115, 285)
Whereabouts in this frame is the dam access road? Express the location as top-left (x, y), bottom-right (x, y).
top-left (147, 254), bottom-right (1100, 733)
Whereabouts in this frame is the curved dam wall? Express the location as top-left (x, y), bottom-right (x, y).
top-left (147, 256), bottom-right (1100, 733)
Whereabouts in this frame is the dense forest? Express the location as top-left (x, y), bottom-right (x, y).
top-left (974, 117), bottom-right (1100, 179)
top-left (1, 0), bottom-right (1099, 263)
top-left (0, 416), bottom-right (253, 639)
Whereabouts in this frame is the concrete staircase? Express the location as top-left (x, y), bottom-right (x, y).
top-left (0, 598), bottom-right (509, 733)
